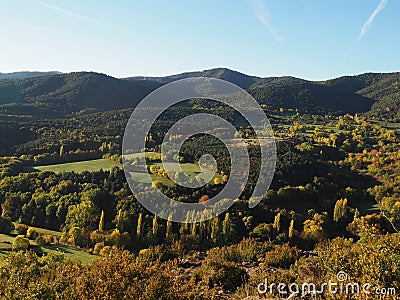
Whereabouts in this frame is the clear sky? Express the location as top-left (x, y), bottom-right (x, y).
top-left (1, 0), bottom-right (399, 80)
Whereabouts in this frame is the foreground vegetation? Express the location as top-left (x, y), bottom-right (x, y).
top-left (0, 93), bottom-right (399, 298)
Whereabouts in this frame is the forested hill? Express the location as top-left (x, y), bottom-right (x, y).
top-left (0, 71), bottom-right (61, 80)
top-left (321, 72), bottom-right (400, 119)
top-left (127, 68), bottom-right (261, 90)
top-left (0, 68), bottom-right (398, 119)
top-left (0, 72), bottom-right (161, 118)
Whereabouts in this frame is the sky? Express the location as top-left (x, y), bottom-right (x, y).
top-left (0, 0), bottom-right (399, 80)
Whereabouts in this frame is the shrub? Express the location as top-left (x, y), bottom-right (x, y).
top-left (137, 244), bottom-right (180, 264)
top-left (99, 245), bottom-right (112, 256)
top-left (44, 234), bottom-right (58, 244)
top-left (35, 235), bottom-right (46, 246)
top-left (26, 227), bottom-right (39, 240)
top-left (262, 243), bottom-right (299, 268)
top-left (17, 223), bottom-right (28, 235)
top-left (250, 223), bottom-right (274, 241)
top-left (12, 235), bottom-right (30, 250)
top-left (93, 242), bottom-right (104, 255)
top-left (198, 256), bottom-right (248, 290)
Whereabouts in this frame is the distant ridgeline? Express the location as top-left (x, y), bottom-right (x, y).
top-left (0, 68), bottom-right (399, 119)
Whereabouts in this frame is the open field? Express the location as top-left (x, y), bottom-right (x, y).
top-left (42, 244), bottom-right (98, 264)
top-left (32, 158), bottom-right (122, 173)
top-left (33, 153), bottom-right (220, 187)
top-left (370, 120), bottom-right (400, 134)
top-left (0, 231), bottom-right (98, 264)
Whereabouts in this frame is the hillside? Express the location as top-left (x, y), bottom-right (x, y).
top-left (322, 72), bottom-right (400, 118)
top-left (0, 68), bottom-right (398, 119)
top-left (0, 71), bottom-right (61, 80)
top-left (126, 67), bottom-right (263, 90)
top-left (0, 72), bottom-right (161, 118)
top-left (249, 79), bottom-right (375, 114)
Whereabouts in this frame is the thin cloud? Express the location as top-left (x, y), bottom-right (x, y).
top-left (257, 15), bottom-right (284, 43)
top-left (359, 0), bottom-right (388, 39)
top-left (30, 0), bottom-right (102, 25)
top-left (250, 0), bottom-right (284, 42)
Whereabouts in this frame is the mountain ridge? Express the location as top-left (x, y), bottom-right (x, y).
top-left (0, 68), bottom-right (398, 119)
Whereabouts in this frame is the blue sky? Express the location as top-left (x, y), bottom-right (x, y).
top-left (0, 0), bottom-right (399, 80)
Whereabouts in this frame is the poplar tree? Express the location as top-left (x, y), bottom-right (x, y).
top-left (273, 213), bottom-right (281, 233)
top-left (288, 219), bottom-right (294, 239)
top-left (137, 213), bottom-right (143, 237)
top-left (98, 210), bottom-right (105, 231)
top-left (166, 216), bottom-right (173, 239)
top-left (152, 215), bottom-right (158, 236)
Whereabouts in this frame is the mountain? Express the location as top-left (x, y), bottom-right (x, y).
top-left (0, 68), bottom-right (398, 119)
top-left (0, 71), bottom-right (61, 80)
top-left (322, 72), bottom-right (400, 118)
top-left (0, 72), bottom-right (161, 118)
top-left (249, 78), bottom-right (375, 114)
top-left (126, 68), bottom-right (263, 90)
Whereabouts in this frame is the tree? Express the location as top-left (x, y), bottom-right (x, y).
top-left (288, 219), bottom-right (295, 239)
top-left (99, 210), bottom-right (105, 231)
top-left (152, 215), bottom-right (159, 236)
top-left (211, 216), bottom-right (220, 244)
top-left (115, 209), bottom-right (123, 232)
top-left (0, 216), bottom-right (13, 234)
top-left (222, 213), bottom-right (230, 236)
top-left (333, 198), bottom-right (348, 222)
top-left (166, 216), bottom-right (173, 240)
top-left (273, 213), bottom-right (281, 233)
top-left (137, 213), bottom-right (143, 237)
top-left (65, 200), bottom-right (100, 231)
top-left (67, 227), bottom-right (84, 247)
top-left (12, 235), bottom-right (30, 250)
top-left (250, 223), bottom-right (274, 241)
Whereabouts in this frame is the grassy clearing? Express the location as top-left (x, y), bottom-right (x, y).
top-left (32, 152), bottom-right (220, 187)
top-left (129, 161), bottom-right (220, 186)
top-left (32, 159), bottom-right (121, 173)
top-left (12, 222), bottom-right (62, 237)
top-left (42, 244), bottom-right (98, 264)
top-left (0, 232), bottom-right (98, 264)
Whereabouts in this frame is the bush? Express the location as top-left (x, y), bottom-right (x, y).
top-left (250, 223), bottom-right (274, 241)
top-left (26, 227), bottom-right (39, 240)
top-left (12, 235), bottom-right (30, 250)
top-left (198, 256), bottom-right (248, 290)
top-left (93, 242), bottom-right (104, 255)
top-left (137, 244), bottom-right (180, 264)
top-left (35, 235), bottom-right (46, 246)
top-left (44, 234), bottom-right (58, 245)
top-left (262, 243), bottom-right (299, 268)
top-left (17, 223), bottom-right (28, 235)
top-left (204, 239), bottom-right (273, 263)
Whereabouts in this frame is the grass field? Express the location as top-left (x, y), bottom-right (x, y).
top-left (42, 244), bottom-right (98, 264)
top-left (33, 159), bottom-right (122, 173)
top-left (32, 152), bottom-right (219, 187)
top-left (129, 161), bottom-right (219, 186)
top-left (0, 229), bottom-right (98, 264)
